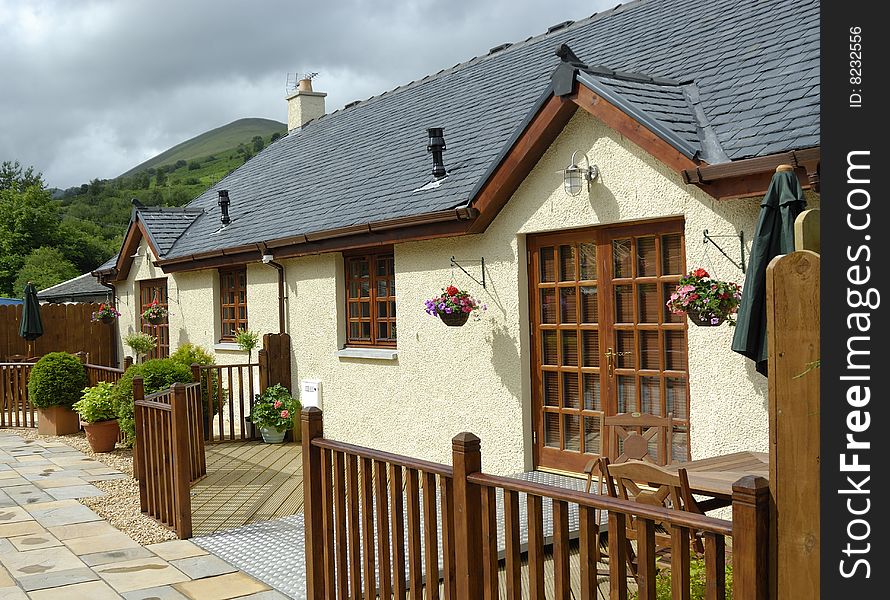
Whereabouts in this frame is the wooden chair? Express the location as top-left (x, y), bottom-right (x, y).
top-left (601, 457), bottom-right (704, 572)
top-left (605, 411), bottom-right (674, 466)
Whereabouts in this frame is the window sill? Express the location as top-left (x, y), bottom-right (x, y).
top-left (214, 342), bottom-right (245, 352)
top-left (335, 347), bottom-right (398, 361)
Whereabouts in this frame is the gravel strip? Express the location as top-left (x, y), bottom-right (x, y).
top-left (10, 427), bottom-right (176, 545)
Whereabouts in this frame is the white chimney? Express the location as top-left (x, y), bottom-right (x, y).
top-left (286, 77), bottom-right (326, 131)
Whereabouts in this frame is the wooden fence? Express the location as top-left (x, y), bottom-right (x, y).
top-left (301, 409), bottom-right (770, 600)
top-left (133, 378), bottom-right (207, 539)
top-left (0, 303), bottom-right (117, 366)
top-left (0, 359), bottom-right (125, 428)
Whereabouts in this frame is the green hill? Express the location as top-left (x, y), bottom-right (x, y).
top-left (120, 118), bottom-right (285, 178)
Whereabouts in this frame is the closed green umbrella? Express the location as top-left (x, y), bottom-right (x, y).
top-left (18, 282), bottom-right (44, 356)
top-left (731, 168), bottom-right (806, 375)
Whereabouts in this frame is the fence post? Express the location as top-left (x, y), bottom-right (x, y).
top-left (170, 383), bottom-right (193, 539)
top-left (302, 407), bottom-right (325, 600)
top-left (258, 348), bottom-right (269, 393)
top-left (124, 356), bottom-right (133, 370)
top-left (732, 476), bottom-right (770, 600)
top-left (452, 432), bottom-right (483, 600)
top-left (132, 377), bottom-right (148, 512)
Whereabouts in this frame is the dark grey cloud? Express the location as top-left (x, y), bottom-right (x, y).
top-left (0, 0), bottom-right (613, 188)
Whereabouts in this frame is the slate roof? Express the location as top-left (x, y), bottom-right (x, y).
top-left (137, 207), bottom-right (203, 257)
top-left (127, 0), bottom-right (820, 263)
top-left (37, 273), bottom-right (111, 301)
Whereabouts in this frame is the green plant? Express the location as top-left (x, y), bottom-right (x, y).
top-left (234, 328), bottom-right (260, 361)
top-left (27, 352), bottom-right (88, 409)
top-left (112, 358), bottom-right (195, 446)
top-left (73, 382), bottom-right (117, 423)
top-left (170, 343), bottom-right (221, 415)
top-left (247, 384), bottom-right (300, 431)
top-left (123, 331), bottom-right (157, 360)
top-left (630, 553), bottom-right (733, 600)
top-left (141, 299), bottom-right (169, 321)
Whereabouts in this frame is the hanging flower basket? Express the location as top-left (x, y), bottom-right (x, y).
top-left (425, 285), bottom-right (486, 327)
top-left (99, 314), bottom-right (115, 325)
top-left (91, 303), bottom-right (120, 324)
top-left (666, 268), bottom-right (741, 327)
top-left (145, 315), bottom-right (165, 325)
top-left (141, 299), bottom-right (169, 325)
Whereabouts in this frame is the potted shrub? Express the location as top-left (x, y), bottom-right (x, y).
top-left (141, 300), bottom-right (168, 325)
top-left (91, 303), bottom-right (121, 325)
top-left (28, 352), bottom-right (88, 436)
top-left (123, 331), bottom-right (157, 363)
top-left (73, 382), bottom-right (120, 452)
top-left (247, 384), bottom-right (300, 443)
top-left (234, 328), bottom-right (260, 363)
top-left (666, 268), bottom-right (742, 326)
top-left (424, 285), bottom-right (486, 327)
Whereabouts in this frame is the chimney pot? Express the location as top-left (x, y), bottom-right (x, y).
top-left (217, 190), bottom-right (231, 226)
top-left (298, 78), bottom-right (313, 92)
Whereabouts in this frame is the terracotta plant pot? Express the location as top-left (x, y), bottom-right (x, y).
top-left (82, 419), bottom-right (120, 453)
top-left (260, 427), bottom-right (286, 444)
top-left (439, 311), bottom-right (470, 327)
top-left (37, 406), bottom-right (81, 436)
top-left (686, 309), bottom-right (726, 327)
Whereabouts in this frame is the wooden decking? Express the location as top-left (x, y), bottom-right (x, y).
top-left (190, 440), bottom-right (303, 535)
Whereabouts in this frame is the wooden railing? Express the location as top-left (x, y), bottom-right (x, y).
top-left (133, 378), bottom-right (207, 538)
top-left (302, 408), bottom-right (770, 600)
top-left (85, 363), bottom-right (125, 387)
top-left (193, 362), bottom-right (260, 442)
top-left (0, 362), bottom-right (35, 427)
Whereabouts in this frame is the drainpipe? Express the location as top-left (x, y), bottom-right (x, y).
top-left (258, 244), bottom-right (287, 334)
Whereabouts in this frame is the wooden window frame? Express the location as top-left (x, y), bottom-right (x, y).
top-left (344, 248), bottom-right (396, 348)
top-left (219, 266), bottom-right (248, 341)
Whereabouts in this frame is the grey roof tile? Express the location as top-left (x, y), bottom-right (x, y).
top-left (135, 0), bottom-right (818, 261)
top-left (37, 273), bottom-right (110, 300)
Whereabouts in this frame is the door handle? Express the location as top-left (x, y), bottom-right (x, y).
top-left (605, 347), bottom-right (631, 377)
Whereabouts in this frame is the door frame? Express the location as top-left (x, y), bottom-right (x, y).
top-left (527, 216), bottom-right (690, 473)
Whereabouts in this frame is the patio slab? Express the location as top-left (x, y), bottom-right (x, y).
top-left (28, 579), bottom-right (123, 599)
top-left (93, 556), bottom-right (190, 593)
top-left (8, 531), bottom-right (61, 551)
top-left (122, 584), bottom-right (190, 599)
top-left (172, 571), bottom-right (271, 600)
top-left (16, 566), bottom-right (99, 591)
top-left (64, 530), bottom-right (141, 555)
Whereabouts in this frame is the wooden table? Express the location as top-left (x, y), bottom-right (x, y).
top-left (667, 450), bottom-right (769, 501)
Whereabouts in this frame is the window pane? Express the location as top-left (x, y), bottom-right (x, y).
top-left (361, 302), bottom-right (370, 318)
top-left (583, 373), bottom-right (601, 411)
top-left (545, 413), bottom-right (560, 448)
top-left (614, 285), bottom-right (634, 323)
top-left (378, 322), bottom-right (389, 340)
top-left (562, 372), bottom-right (579, 409)
top-left (666, 377), bottom-right (688, 419)
top-left (543, 372), bottom-right (558, 407)
top-left (377, 301), bottom-right (388, 318)
top-left (349, 281), bottom-right (362, 299)
top-left (580, 285), bottom-right (598, 323)
top-left (640, 377), bottom-right (661, 415)
top-left (638, 283), bottom-right (659, 323)
top-left (349, 322), bottom-right (362, 339)
top-left (616, 331), bottom-right (635, 369)
top-left (561, 331), bottom-right (578, 366)
top-left (582, 331), bottom-right (599, 367)
top-left (665, 331), bottom-right (687, 371)
top-left (579, 243), bottom-right (597, 280)
top-left (542, 331), bottom-right (557, 365)
top-left (583, 416), bottom-right (601, 455)
top-left (540, 289), bottom-right (556, 324)
top-left (376, 256), bottom-right (391, 277)
top-left (361, 322), bottom-right (371, 339)
top-left (559, 287), bottom-right (576, 324)
top-left (539, 247), bottom-right (555, 282)
top-left (349, 303), bottom-right (361, 318)
top-left (559, 245), bottom-right (575, 281)
top-left (637, 237), bottom-right (657, 277)
top-left (639, 331), bottom-right (660, 370)
top-left (377, 280), bottom-right (389, 297)
top-left (613, 239), bottom-right (632, 278)
top-left (662, 234), bottom-right (683, 275)
top-left (360, 280), bottom-right (370, 297)
top-left (563, 414), bottom-right (580, 452)
top-left (617, 376), bottom-right (636, 413)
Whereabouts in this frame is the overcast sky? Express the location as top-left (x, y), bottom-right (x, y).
top-left (0, 0), bottom-right (616, 189)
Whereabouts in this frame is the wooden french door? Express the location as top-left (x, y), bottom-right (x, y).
top-left (529, 218), bottom-right (690, 473)
top-left (139, 279), bottom-right (169, 359)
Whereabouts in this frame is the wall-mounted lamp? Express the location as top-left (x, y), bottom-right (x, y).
top-left (261, 254), bottom-right (274, 264)
top-left (559, 151), bottom-right (598, 196)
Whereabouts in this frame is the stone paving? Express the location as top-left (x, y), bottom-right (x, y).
top-left (0, 431), bottom-right (291, 599)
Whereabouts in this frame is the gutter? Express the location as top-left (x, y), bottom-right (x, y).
top-left (683, 147), bottom-right (820, 185)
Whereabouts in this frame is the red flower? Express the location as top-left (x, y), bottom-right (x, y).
top-left (280, 410), bottom-right (290, 419)
top-left (693, 268), bottom-right (709, 278)
top-left (446, 285), bottom-right (459, 296)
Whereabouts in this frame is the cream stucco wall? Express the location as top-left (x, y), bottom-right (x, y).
top-left (114, 109), bottom-right (819, 476)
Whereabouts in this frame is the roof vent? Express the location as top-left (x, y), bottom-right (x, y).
top-left (547, 20), bottom-right (574, 34)
top-left (345, 100), bottom-right (361, 109)
top-left (217, 190), bottom-right (231, 226)
top-left (488, 42), bottom-right (512, 55)
top-left (426, 128), bottom-right (447, 179)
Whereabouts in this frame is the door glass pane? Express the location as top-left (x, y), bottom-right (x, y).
top-left (377, 280), bottom-right (388, 297)
top-left (613, 239), bottom-right (632, 278)
top-left (584, 416), bottom-right (601, 455)
top-left (617, 376), bottom-right (636, 413)
top-left (582, 331), bottom-right (599, 367)
top-left (563, 414), bottom-right (580, 452)
top-left (579, 243), bottom-right (597, 280)
top-left (540, 247), bottom-right (555, 282)
top-left (377, 301), bottom-right (388, 318)
top-left (640, 377), bottom-right (662, 415)
top-left (545, 413), bottom-right (560, 448)
top-left (637, 283), bottom-right (659, 323)
top-left (543, 372), bottom-right (559, 407)
top-left (559, 288), bottom-right (577, 323)
top-left (559, 245), bottom-right (575, 281)
top-left (580, 285), bottom-right (598, 323)
top-left (637, 237), bottom-right (657, 277)
top-left (662, 234), bottom-right (683, 275)
top-left (616, 331), bottom-right (635, 368)
top-left (540, 289), bottom-right (557, 324)
top-left (663, 284), bottom-right (684, 323)
top-left (583, 374), bottom-right (601, 411)
top-left (561, 331), bottom-right (578, 366)
top-left (361, 302), bottom-right (370, 318)
top-left (360, 280), bottom-right (370, 297)
top-left (666, 377), bottom-right (688, 419)
top-left (639, 331), bottom-right (660, 370)
top-left (673, 426), bottom-right (689, 462)
top-left (614, 285), bottom-right (634, 323)
top-left (562, 373), bottom-right (580, 409)
top-left (542, 331), bottom-right (557, 365)
top-left (665, 331), bottom-right (687, 371)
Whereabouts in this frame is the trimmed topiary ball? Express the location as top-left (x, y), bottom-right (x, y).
top-left (27, 352), bottom-right (88, 409)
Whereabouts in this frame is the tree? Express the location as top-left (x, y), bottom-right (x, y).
top-left (0, 184), bottom-right (61, 294)
top-left (155, 169), bottom-right (167, 187)
top-left (0, 160), bottom-right (43, 192)
top-left (13, 247), bottom-right (79, 293)
top-left (252, 135), bottom-right (264, 152)
top-left (187, 160), bottom-right (201, 171)
top-left (270, 132), bottom-right (281, 142)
